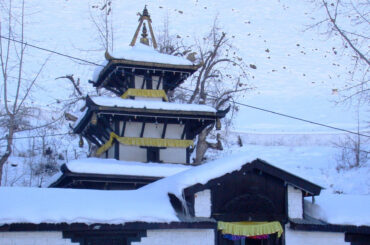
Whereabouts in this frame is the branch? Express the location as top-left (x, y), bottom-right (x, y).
top-left (206, 133), bottom-right (223, 150)
top-left (1, 0), bottom-right (13, 115)
top-left (13, 0), bottom-right (26, 114)
top-left (16, 55), bottom-right (50, 114)
top-left (56, 74), bottom-right (83, 96)
top-left (323, 0), bottom-right (370, 66)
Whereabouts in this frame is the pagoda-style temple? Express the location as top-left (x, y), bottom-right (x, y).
top-left (54, 6), bottom-right (228, 189)
top-left (73, 7), bottom-right (228, 165)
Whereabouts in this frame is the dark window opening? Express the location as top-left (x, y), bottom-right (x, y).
top-left (147, 147), bottom-right (160, 162)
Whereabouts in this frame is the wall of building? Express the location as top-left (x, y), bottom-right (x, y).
top-left (285, 226), bottom-right (348, 245)
top-left (160, 148), bottom-right (186, 164)
top-left (143, 123), bottom-right (164, 138)
top-left (123, 122), bottom-right (142, 137)
top-left (165, 124), bottom-right (184, 139)
top-left (135, 76), bottom-right (145, 89)
top-left (135, 96), bottom-right (162, 101)
top-left (194, 189), bottom-right (212, 218)
top-left (134, 75), bottom-right (163, 90)
top-left (152, 76), bottom-right (162, 90)
top-left (0, 232), bottom-right (74, 245)
top-left (117, 121), bottom-right (187, 163)
top-left (287, 185), bottom-right (303, 219)
top-left (119, 145), bottom-right (147, 162)
top-left (132, 229), bottom-right (215, 245)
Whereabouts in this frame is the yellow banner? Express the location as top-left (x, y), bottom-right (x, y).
top-left (120, 88), bottom-right (168, 101)
top-left (96, 132), bottom-right (193, 156)
top-left (218, 221), bottom-right (283, 238)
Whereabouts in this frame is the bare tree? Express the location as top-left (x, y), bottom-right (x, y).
top-left (159, 19), bottom-right (252, 164)
top-left (90, 0), bottom-right (114, 52)
top-left (311, 0), bottom-right (369, 102)
top-left (0, 0), bottom-right (48, 185)
top-left (335, 104), bottom-right (369, 169)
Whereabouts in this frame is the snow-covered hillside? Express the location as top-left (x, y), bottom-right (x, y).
top-left (0, 0), bottom-right (368, 195)
top-left (15, 0), bottom-right (365, 132)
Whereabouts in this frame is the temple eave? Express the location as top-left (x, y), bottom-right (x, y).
top-left (108, 59), bottom-right (201, 72)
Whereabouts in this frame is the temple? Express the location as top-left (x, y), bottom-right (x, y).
top-left (0, 6), bottom-right (369, 245)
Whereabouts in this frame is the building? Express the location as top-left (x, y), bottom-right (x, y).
top-left (0, 6), bottom-right (369, 245)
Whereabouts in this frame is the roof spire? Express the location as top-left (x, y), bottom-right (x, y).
top-left (140, 23), bottom-right (149, 46)
top-left (130, 6), bottom-right (158, 49)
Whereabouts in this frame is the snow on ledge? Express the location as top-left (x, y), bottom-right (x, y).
top-left (1, 152), bottom-right (316, 225)
top-left (0, 187), bottom-right (178, 225)
top-left (110, 43), bottom-right (194, 66)
top-left (66, 158), bottom-right (192, 177)
top-left (92, 44), bottom-right (194, 82)
top-left (304, 191), bottom-right (370, 226)
top-left (0, 153), bottom-right (252, 225)
top-left (91, 96), bottom-right (217, 113)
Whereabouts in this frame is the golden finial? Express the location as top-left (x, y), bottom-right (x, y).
top-left (130, 6), bottom-right (158, 49)
top-left (140, 23), bottom-right (149, 46)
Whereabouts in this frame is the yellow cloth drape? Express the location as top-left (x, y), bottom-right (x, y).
top-left (96, 132), bottom-right (193, 156)
top-left (218, 221), bottom-right (283, 238)
top-left (120, 88), bottom-right (168, 101)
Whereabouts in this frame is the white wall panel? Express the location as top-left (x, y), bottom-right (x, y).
top-left (119, 145), bottom-right (147, 162)
top-left (132, 229), bottom-right (214, 245)
top-left (135, 76), bottom-right (145, 89)
top-left (160, 148), bottom-right (186, 164)
top-left (124, 122), bottom-right (142, 137)
top-left (0, 232), bottom-right (74, 245)
top-left (165, 124), bottom-right (184, 139)
top-left (287, 185), bottom-right (303, 219)
top-left (194, 189), bottom-right (212, 218)
top-left (285, 226), bottom-right (347, 245)
top-left (143, 123), bottom-right (163, 138)
top-left (152, 76), bottom-right (162, 90)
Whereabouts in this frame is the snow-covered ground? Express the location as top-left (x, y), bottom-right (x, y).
top-left (10, 0), bottom-right (365, 132)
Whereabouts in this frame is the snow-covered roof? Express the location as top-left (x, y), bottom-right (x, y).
top-left (109, 43), bottom-right (194, 66)
top-left (304, 191), bottom-right (370, 226)
top-left (91, 96), bottom-right (217, 113)
top-left (73, 108), bottom-right (88, 128)
top-left (0, 153), bottom-right (252, 225)
top-left (65, 158), bottom-right (192, 177)
top-left (0, 187), bottom-right (177, 224)
top-left (141, 152), bottom-right (254, 197)
top-left (0, 152), bottom-right (325, 225)
top-left (92, 44), bottom-right (196, 82)
top-left (92, 60), bottom-right (109, 83)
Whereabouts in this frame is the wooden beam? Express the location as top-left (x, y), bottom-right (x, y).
top-left (140, 122), bottom-right (146, 137)
top-left (114, 120), bottom-right (119, 160)
top-left (181, 123), bottom-right (187, 139)
top-left (120, 121), bottom-right (126, 137)
top-left (156, 74), bottom-right (163, 89)
top-left (161, 122), bottom-right (167, 138)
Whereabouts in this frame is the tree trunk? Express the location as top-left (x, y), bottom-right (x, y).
top-left (193, 124), bottom-right (223, 165)
top-left (0, 119), bottom-right (14, 186)
top-left (194, 129), bottom-right (210, 165)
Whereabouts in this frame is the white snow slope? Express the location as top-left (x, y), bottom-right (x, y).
top-left (9, 0), bottom-right (366, 132)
